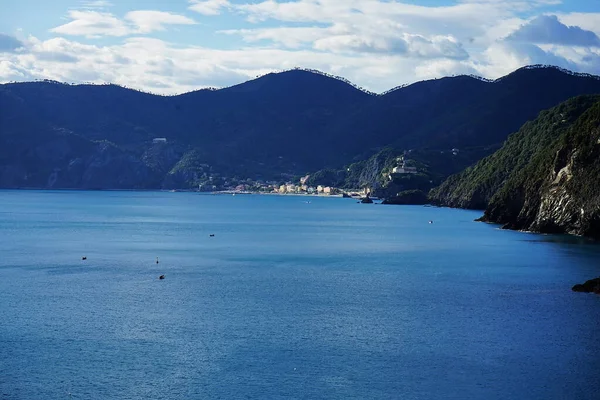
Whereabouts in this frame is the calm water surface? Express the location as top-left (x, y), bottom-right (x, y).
top-left (0, 190), bottom-right (599, 399)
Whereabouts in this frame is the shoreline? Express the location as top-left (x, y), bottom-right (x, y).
top-left (0, 187), bottom-right (360, 198)
top-left (212, 191), bottom-right (349, 198)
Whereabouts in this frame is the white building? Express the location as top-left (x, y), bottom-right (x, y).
top-left (392, 166), bottom-right (417, 174)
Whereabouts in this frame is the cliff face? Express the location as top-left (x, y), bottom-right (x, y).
top-left (481, 100), bottom-right (600, 238)
top-left (429, 95), bottom-right (600, 210)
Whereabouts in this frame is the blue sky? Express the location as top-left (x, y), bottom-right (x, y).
top-left (1, 0), bottom-right (600, 94)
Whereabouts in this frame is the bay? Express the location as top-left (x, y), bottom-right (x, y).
top-left (0, 190), bottom-right (599, 399)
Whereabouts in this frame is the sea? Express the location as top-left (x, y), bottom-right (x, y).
top-left (0, 190), bottom-right (599, 400)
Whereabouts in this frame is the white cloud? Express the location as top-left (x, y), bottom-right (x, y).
top-left (0, 34), bottom-right (406, 93)
top-left (220, 26), bottom-right (327, 48)
top-left (414, 59), bottom-right (478, 80)
top-left (224, 0), bottom-right (524, 56)
top-left (405, 34), bottom-right (469, 60)
top-left (51, 11), bottom-right (130, 37)
top-left (223, 22), bottom-right (468, 59)
top-left (477, 41), bottom-right (581, 78)
top-left (507, 15), bottom-right (600, 47)
top-left (2, 1), bottom-right (600, 94)
top-left (313, 34), bottom-right (406, 54)
top-left (50, 10), bottom-right (196, 38)
top-left (189, 0), bottom-right (230, 16)
top-left (125, 11), bottom-right (197, 34)
top-left (557, 13), bottom-right (600, 37)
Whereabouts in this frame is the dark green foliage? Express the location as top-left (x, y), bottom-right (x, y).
top-left (309, 145), bottom-right (502, 203)
top-left (343, 148), bottom-right (399, 189)
top-left (2, 66), bottom-right (600, 189)
top-left (329, 66), bottom-right (600, 157)
top-left (429, 95), bottom-right (600, 209)
top-left (431, 94), bottom-right (600, 238)
top-left (304, 168), bottom-right (346, 187)
top-left (483, 99), bottom-right (600, 236)
top-left (382, 190), bottom-right (428, 205)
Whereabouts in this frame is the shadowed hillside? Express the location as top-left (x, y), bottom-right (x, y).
top-left (2, 65), bottom-right (600, 190)
top-left (430, 95), bottom-right (600, 239)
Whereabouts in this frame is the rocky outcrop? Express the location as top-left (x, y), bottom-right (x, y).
top-left (429, 95), bottom-right (600, 239)
top-left (360, 194), bottom-right (374, 204)
top-left (480, 99), bottom-right (600, 239)
top-left (572, 278), bottom-right (600, 293)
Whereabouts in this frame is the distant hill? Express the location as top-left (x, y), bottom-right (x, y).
top-left (2, 65), bottom-right (600, 190)
top-left (430, 95), bottom-right (600, 238)
top-left (325, 66), bottom-right (600, 161)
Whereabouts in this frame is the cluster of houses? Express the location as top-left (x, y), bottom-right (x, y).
top-left (159, 139), bottom-right (465, 194)
top-left (221, 180), bottom-right (342, 195)
top-left (276, 184), bottom-right (338, 195)
top-left (274, 174), bottom-right (338, 195)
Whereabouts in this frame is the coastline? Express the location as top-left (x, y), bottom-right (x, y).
top-left (211, 190), bottom-right (348, 198)
top-left (0, 187), bottom-right (352, 198)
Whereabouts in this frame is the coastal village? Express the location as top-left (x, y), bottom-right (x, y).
top-left (219, 178), bottom-right (358, 197)
top-left (215, 153), bottom-right (428, 197)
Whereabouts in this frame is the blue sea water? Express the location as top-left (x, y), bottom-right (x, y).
top-left (0, 190), bottom-right (599, 400)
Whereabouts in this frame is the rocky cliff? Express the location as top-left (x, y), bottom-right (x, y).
top-left (482, 99), bottom-right (600, 238)
top-left (429, 95), bottom-right (600, 210)
top-left (431, 95), bottom-right (600, 239)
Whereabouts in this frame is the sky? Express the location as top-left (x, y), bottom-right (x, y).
top-left (1, 0), bottom-right (600, 94)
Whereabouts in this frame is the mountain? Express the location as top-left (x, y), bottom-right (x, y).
top-left (430, 95), bottom-right (600, 239)
top-left (429, 95), bottom-right (600, 209)
top-left (324, 66), bottom-right (600, 162)
top-left (2, 65), bottom-right (600, 190)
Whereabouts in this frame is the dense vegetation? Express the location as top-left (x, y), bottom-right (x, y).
top-left (382, 190), bottom-right (428, 205)
top-left (429, 95), bottom-right (600, 209)
top-left (431, 95), bottom-right (600, 238)
top-left (308, 145), bottom-right (499, 199)
top-left (2, 65), bottom-right (600, 190)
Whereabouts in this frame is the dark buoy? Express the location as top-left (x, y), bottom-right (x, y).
top-left (159, 275), bottom-right (165, 280)
top-left (82, 256), bottom-right (87, 260)
top-left (156, 257), bottom-right (159, 264)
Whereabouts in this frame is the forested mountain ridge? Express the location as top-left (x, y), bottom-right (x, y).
top-left (2, 65), bottom-right (600, 190)
top-left (429, 95), bottom-right (600, 209)
top-left (483, 98), bottom-right (600, 238)
top-left (430, 95), bottom-right (600, 238)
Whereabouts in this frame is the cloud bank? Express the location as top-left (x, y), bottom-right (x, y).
top-left (1, 1), bottom-right (599, 94)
